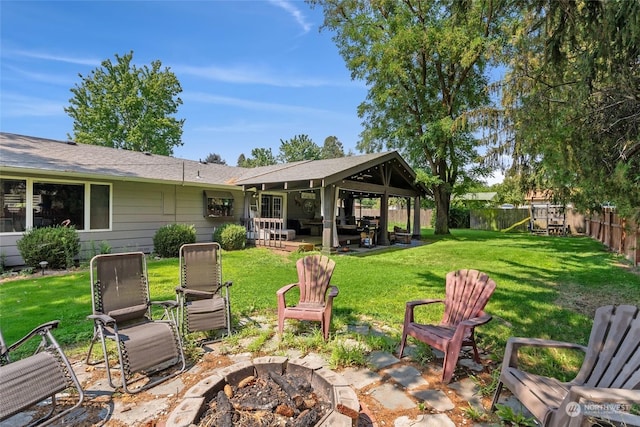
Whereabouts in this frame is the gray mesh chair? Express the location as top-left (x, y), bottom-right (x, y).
top-left (86, 252), bottom-right (185, 394)
top-left (0, 320), bottom-right (84, 426)
top-left (175, 243), bottom-right (232, 340)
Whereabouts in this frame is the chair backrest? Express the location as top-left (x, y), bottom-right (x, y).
top-left (179, 243), bottom-right (222, 294)
top-left (574, 304), bottom-right (640, 389)
top-left (90, 252), bottom-right (150, 322)
top-left (442, 269), bottom-right (497, 326)
top-left (296, 255), bottom-right (336, 305)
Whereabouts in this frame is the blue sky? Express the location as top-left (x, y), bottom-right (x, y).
top-left (1, 1), bottom-right (367, 165)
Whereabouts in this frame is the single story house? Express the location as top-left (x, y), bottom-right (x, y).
top-left (0, 133), bottom-right (427, 267)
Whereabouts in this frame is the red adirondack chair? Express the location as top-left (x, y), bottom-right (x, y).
top-left (277, 255), bottom-right (338, 341)
top-left (492, 304), bottom-right (640, 427)
top-left (398, 269), bottom-right (497, 383)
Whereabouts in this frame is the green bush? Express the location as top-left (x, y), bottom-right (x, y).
top-left (17, 226), bottom-right (80, 269)
top-left (213, 223), bottom-right (246, 251)
top-left (153, 223), bottom-right (196, 258)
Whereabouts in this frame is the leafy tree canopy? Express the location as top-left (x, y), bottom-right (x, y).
top-left (203, 153), bottom-right (227, 165)
top-left (278, 134), bottom-right (323, 163)
top-left (310, 0), bottom-right (512, 234)
top-left (491, 0), bottom-right (639, 220)
top-left (322, 136), bottom-right (345, 159)
top-left (238, 147), bottom-right (278, 167)
top-left (65, 51), bottom-right (184, 156)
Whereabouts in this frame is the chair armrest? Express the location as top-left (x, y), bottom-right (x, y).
top-left (176, 287), bottom-right (215, 298)
top-left (151, 300), bottom-right (178, 309)
top-left (276, 283), bottom-right (298, 296)
top-left (223, 280), bottom-right (233, 288)
top-left (277, 283), bottom-right (299, 309)
top-left (328, 285), bottom-right (339, 299)
top-left (568, 385), bottom-right (640, 404)
top-left (406, 299), bottom-right (444, 309)
top-left (502, 337), bottom-right (588, 370)
top-left (404, 299), bottom-right (444, 324)
top-left (87, 313), bottom-right (116, 326)
top-left (554, 385), bottom-right (640, 427)
top-left (6, 320), bottom-right (61, 353)
top-left (459, 312), bottom-right (493, 328)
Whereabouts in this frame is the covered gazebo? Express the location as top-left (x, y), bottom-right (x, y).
top-left (235, 151), bottom-right (428, 253)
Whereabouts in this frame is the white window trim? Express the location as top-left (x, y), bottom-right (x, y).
top-left (0, 175), bottom-right (112, 233)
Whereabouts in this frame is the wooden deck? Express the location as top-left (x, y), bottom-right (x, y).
top-left (252, 232), bottom-right (420, 254)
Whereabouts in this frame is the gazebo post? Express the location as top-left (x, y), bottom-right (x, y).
top-left (321, 185), bottom-right (337, 255)
top-left (379, 192), bottom-right (389, 246)
top-left (412, 196), bottom-right (421, 238)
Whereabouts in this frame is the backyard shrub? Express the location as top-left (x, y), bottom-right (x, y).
top-left (153, 223), bottom-right (196, 258)
top-left (213, 223), bottom-right (246, 251)
top-left (449, 206), bottom-right (470, 228)
top-left (17, 226), bottom-right (80, 269)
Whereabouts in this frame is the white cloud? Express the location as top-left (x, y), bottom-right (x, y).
top-left (182, 91), bottom-right (330, 115)
top-left (267, 0), bottom-right (313, 33)
top-left (174, 64), bottom-right (329, 88)
top-left (3, 49), bottom-right (100, 67)
top-left (1, 94), bottom-right (65, 117)
top-left (3, 65), bottom-right (76, 86)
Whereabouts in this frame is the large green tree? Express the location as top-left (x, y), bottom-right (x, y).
top-left (204, 153), bottom-right (227, 165)
top-left (278, 134), bottom-right (323, 163)
top-left (495, 0), bottom-right (640, 220)
top-left (321, 136), bottom-right (345, 159)
top-left (311, 0), bottom-right (512, 234)
top-left (238, 147), bottom-right (278, 167)
top-left (65, 51), bottom-right (184, 156)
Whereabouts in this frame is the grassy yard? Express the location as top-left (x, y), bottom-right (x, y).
top-left (1, 228), bottom-right (639, 378)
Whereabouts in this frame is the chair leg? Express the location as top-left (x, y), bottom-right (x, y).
top-left (490, 381), bottom-right (503, 411)
top-left (85, 328), bottom-right (101, 365)
top-left (442, 340), bottom-right (463, 383)
top-left (471, 338), bottom-right (481, 363)
top-left (278, 316), bottom-right (285, 335)
top-left (398, 330), bottom-right (407, 358)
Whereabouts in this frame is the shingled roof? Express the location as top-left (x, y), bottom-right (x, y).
top-left (0, 133), bottom-right (426, 196)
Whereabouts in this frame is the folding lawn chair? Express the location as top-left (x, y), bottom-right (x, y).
top-left (0, 320), bottom-right (84, 426)
top-left (175, 242), bottom-right (232, 341)
top-left (85, 252), bottom-right (185, 394)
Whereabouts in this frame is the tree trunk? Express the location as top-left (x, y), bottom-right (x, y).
top-left (434, 184), bottom-right (451, 235)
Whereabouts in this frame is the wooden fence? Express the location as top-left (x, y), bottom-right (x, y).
top-left (587, 210), bottom-right (639, 266)
top-left (360, 208), bottom-right (433, 228)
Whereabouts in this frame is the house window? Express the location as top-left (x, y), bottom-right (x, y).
top-left (204, 191), bottom-right (234, 217)
top-left (90, 184), bottom-right (110, 229)
top-left (1, 179), bottom-right (27, 232)
top-left (33, 182), bottom-right (85, 228)
top-left (0, 178), bottom-right (111, 233)
top-left (261, 195), bottom-right (283, 218)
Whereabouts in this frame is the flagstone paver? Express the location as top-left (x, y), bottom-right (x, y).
top-left (370, 383), bottom-right (417, 411)
top-left (382, 364), bottom-right (430, 389)
top-left (410, 389), bottom-right (455, 411)
top-left (367, 350), bottom-right (400, 369)
top-left (448, 377), bottom-right (484, 410)
top-left (339, 366), bottom-right (382, 389)
top-left (395, 413), bottom-right (456, 427)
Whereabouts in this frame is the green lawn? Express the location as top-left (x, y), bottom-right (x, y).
top-left (1, 228), bottom-right (639, 377)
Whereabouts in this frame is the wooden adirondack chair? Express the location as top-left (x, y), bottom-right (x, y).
top-left (277, 255), bottom-right (338, 341)
top-left (491, 304), bottom-right (640, 427)
top-left (398, 269), bottom-right (497, 383)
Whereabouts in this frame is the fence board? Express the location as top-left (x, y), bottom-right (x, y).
top-left (587, 210), bottom-right (639, 266)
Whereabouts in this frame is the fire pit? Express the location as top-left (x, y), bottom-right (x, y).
top-left (166, 356), bottom-right (360, 427)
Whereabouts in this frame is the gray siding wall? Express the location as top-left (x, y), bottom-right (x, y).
top-left (1, 177), bottom-right (245, 267)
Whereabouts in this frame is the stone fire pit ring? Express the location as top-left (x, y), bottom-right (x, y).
top-left (166, 356), bottom-right (360, 427)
